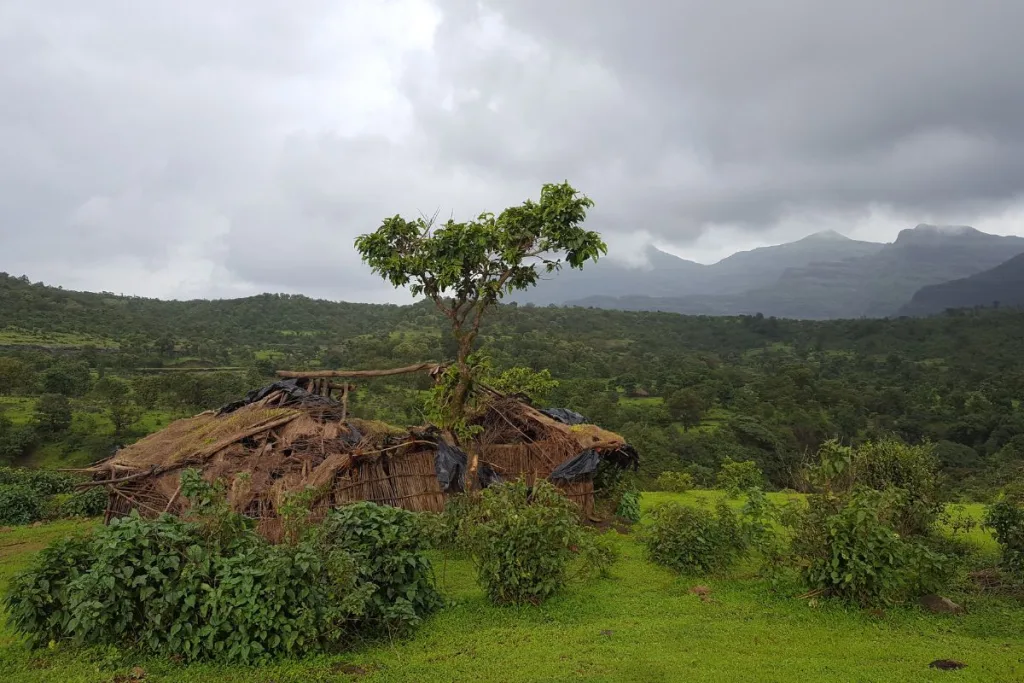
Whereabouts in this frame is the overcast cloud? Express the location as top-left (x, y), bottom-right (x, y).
top-left (2, 0), bottom-right (1024, 301)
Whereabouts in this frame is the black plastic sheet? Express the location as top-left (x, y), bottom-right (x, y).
top-left (432, 440), bottom-right (502, 492)
top-left (548, 449), bottom-right (601, 482)
top-left (217, 379), bottom-right (341, 415)
top-left (548, 443), bottom-right (640, 482)
top-left (539, 407), bottom-right (588, 425)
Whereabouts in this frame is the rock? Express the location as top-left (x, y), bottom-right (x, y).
top-left (919, 594), bottom-right (964, 615)
top-left (929, 659), bottom-right (966, 670)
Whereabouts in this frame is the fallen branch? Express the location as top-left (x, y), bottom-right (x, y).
top-left (276, 362), bottom-right (443, 379)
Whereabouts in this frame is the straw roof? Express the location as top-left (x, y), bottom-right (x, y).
top-left (79, 379), bottom-right (637, 538)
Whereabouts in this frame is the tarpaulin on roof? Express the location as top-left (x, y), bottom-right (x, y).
top-left (540, 407), bottom-right (588, 425)
top-left (548, 443), bottom-right (641, 482)
top-left (217, 379), bottom-right (341, 415)
top-left (433, 440), bottom-right (502, 493)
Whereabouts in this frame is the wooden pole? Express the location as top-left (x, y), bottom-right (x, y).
top-left (276, 362), bottom-right (442, 379)
top-left (342, 384), bottom-right (350, 420)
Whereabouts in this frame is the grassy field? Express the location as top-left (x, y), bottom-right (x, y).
top-left (0, 493), bottom-right (1020, 682)
top-left (0, 328), bottom-right (117, 349)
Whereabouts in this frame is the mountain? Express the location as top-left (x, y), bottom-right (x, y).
top-left (901, 252), bottom-right (1024, 315)
top-left (566, 225), bottom-right (1024, 319)
top-left (513, 230), bottom-right (884, 305)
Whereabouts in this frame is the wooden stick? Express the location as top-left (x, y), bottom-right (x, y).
top-left (276, 362), bottom-right (442, 379)
top-left (164, 482), bottom-right (184, 512)
top-left (342, 383), bottom-right (349, 420)
top-left (77, 467), bottom-right (155, 487)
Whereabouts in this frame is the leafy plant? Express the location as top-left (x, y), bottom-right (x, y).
top-left (4, 484), bottom-right (441, 661)
top-left (461, 479), bottom-right (611, 605)
top-left (616, 490), bottom-right (641, 523)
top-left (43, 488), bottom-right (107, 519)
top-left (984, 480), bottom-right (1024, 577)
top-left (789, 489), bottom-right (950, 606)
top-left (656, 471), bottom-right (694, 493)
top-left (811, 438), bottom-right (941, 536)
top-left (717, 458), bottom-right (764, 498)
top-left (0, 484), bottom-right (43, 525)
top-left (640, 500), bottom-right (749, 574)
top-left (317, 501), bottom-right (443, 634)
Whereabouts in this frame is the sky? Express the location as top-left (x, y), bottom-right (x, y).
top-left (2, 0), bottom-right (1024, 302)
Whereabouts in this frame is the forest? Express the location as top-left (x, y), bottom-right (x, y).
top-left (3, 271), bottom-right (1023, 499)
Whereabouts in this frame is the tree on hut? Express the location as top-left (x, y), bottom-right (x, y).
top-left (354, 182), bottom-right (606, 488)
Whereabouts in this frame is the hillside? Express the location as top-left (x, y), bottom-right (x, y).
top-left (569, 225), bottom-right (1024, 319)
top-left (512, 231), bottom-right (884, 306)
top-left (901, 252), bottom-right (1024, 315)
top-left (5, 270), bottom-right (1024, 496)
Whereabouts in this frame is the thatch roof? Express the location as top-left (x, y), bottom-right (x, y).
top-left (79, 379), bottom-right (637, 539)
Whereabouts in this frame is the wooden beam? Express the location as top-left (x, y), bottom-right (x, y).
top-left (276, 362), bottom-right (442, 379)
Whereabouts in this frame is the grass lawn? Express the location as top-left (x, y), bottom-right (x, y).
top-left (0, 494), bottom-right (1020, 682)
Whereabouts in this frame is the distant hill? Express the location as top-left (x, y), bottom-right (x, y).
top-left (901, 252), bottom-right (1024, 316)
top-left (565, 225), bottom-right (1024, 319)
top-left (513, 230), bottom-right (885, 306)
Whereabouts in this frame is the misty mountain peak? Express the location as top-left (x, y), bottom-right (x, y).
top-left (801, 230), bottom-right (850, 242)
top-left (896, 224), bottom-right (982, 244)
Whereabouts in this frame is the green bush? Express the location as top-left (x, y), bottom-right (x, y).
top-left (656, 471), bottom-right (694, 492)
top-left (640, 500), bottom-right (748, 574)
top-left (717, 458), bottom-right (763, 497)
top-left (462, 480), bottom-right (613, 605)
top-left (616, 490), bottom-right (641, 522)
top-left (0, 468), bottom-right (105, 525)
top-left (0, 484), bottom-right (44, 525)
top-left (789, 489), bottom-right (950, 606)
top-left (43, 488), bottom-right (107, 520)
top-left (317, 501), bottom-right (443, 634)
top-left (812, 438), bottom-right (941, 536)
top-left (0, 467), bottom-right (77, 496)
top-left (4, 478), bottom-right (442, 662)
top-left (984, 481), bottom-right (1024, 577)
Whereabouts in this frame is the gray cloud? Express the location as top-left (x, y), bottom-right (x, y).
top-left (1, 0), bottom-right (1024, 300)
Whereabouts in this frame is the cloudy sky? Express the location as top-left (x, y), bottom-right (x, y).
top-left (3, 0), bottom-right (1024, 302)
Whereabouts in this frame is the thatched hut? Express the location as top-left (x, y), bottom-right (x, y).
top-left (80, 376), bottom-right (637, 541)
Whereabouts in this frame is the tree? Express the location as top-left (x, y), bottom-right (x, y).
top-left (35, 394), bottom-right (73, 435)
top-left (355, 182), bottom-right (606, 487)
top-left (93, 377), bottom-right (139, 436)
top-left (666, 389), bottom-right (704, 431)
top-left (41, 361), bottom-right (92, 397)
top-left (0, 357), bottom-right (35, 395)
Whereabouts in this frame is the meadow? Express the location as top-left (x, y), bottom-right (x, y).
top-left (1, 492), bottom-right (1019, 683)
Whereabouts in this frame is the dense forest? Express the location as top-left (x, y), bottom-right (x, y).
top-left (3, 272), bottom-right (1024, 498)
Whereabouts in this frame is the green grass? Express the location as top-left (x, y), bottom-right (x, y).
top-left (0, 328), bottom-right (117, 349)
top-left (0, 495), bottom-right (1019, 682)
top-left (0, 398), bottom-right (35, 426)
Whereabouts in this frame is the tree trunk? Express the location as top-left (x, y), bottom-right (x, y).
top-left (452, 336), bottom-right (480, 492)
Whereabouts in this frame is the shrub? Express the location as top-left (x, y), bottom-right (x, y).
top-left (0, 467), bottom-right (77, 496)
top-left (812, 438), bottom-right (941, 536)
top-left (43, 488), bottom-right (107, 520)
top-left (984, 481), bottom-right (1024, 577)
top-left (656, 471), bottom-right (694, 493)
top-left (616, 490), bottom-right (641, 523)
top-left (717, 458), bottom-right (763, 497)
top-left (318, 501), bottom-right (443, 633)
top-left (0, 484), bottom-right (44, 525)
top-left (789, 489), bottom-right (950, 606)
top-left (640, 500), bottom-right (748, 574)
top-left (4, 478), bottom-right (441, 662)
top-left (461, 480), bottom-right (611, 605)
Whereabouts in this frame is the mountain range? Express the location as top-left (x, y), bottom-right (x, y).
top-left (514, 224), bottom-right (1024, 319)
